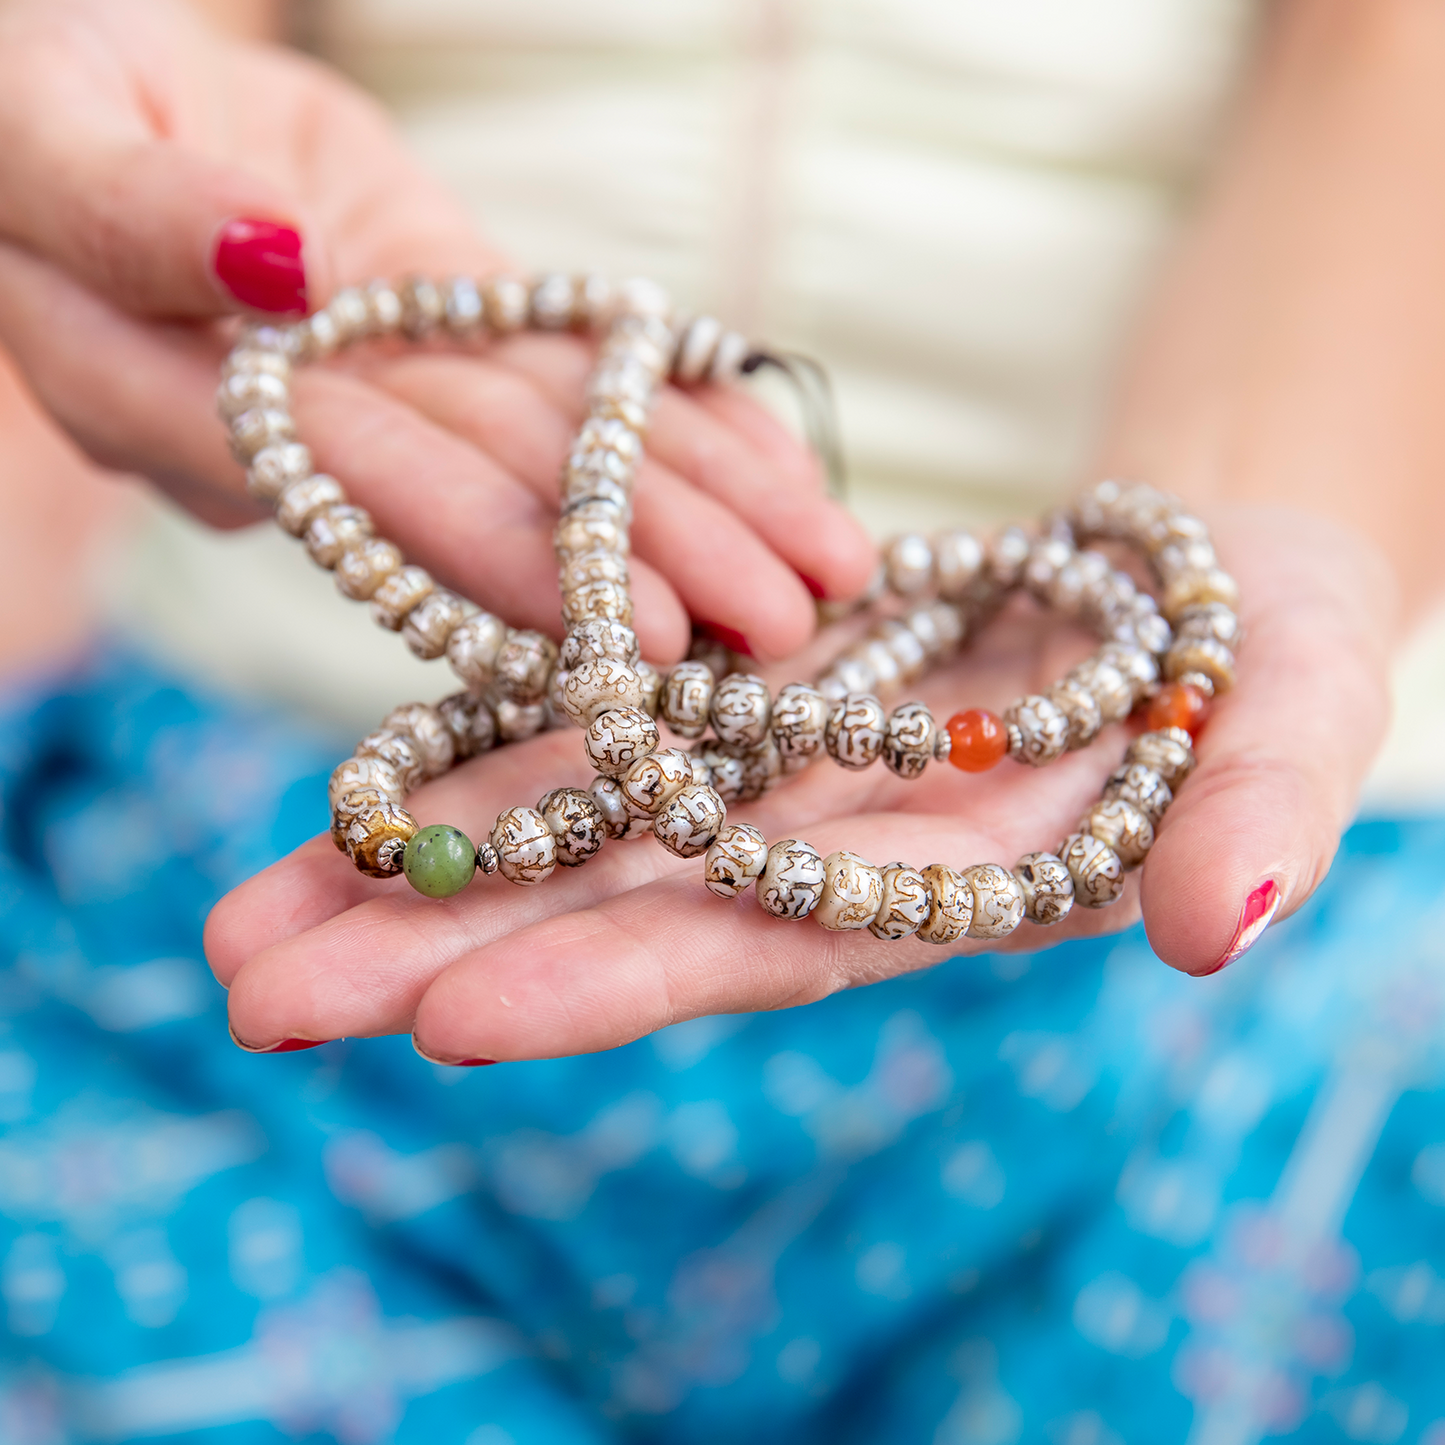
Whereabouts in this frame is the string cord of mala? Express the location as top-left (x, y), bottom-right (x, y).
top-left (218, 271), bottom-right (1240, 944)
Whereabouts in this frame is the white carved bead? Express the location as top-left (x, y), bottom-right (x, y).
top-left (562, 658), bottom-right (645, 726)
top-left (437, 692), bottom-right (497, 758)
top-left (882, 533), bottom-right (934, 596)
top-left (934, 530), bottom-right (985, 602)
top-left (825, 693), bottom-right (886, 770)
top-left (918, 864), bottom-right (973, 945)
top-left (584, 707), bottom-right (659, 777)
top-left (986, 526), bottom-right (1030, 589)
top-left (1002, 694), bottom-right (1069, 766)
top-left (230, 407), bottom-right (294, 463)
top-left (1069, 657), bottom-right (1133, 724)
top-left (382, 702), bottom-right (456, 778)
top-left (1079, 798), bottom-right (1154, 869)
top-left (635, 660), bottom-right (662, 715)
top-left (572, 272), bottom-right (615, 330)
top-left (344, 801), bottom-right (418, 878)
top-left (560, 620), bottom-right (639, 670)
top-left (1175, 602), bottom-right (1242, 650)
top-left (653, 784), bottom-right (726, 858)
top-left (757, 839), bottom-right (826, 920)
top-left (559, 548), bottom-right (630, 596)
top-left (482, 274), bottom-right (531, 332)
top-left (563, 579), bottom-right (633, 628)
top-left (1058, 833), bottom-right (1125, 908)
top-left (883, 701), bottom-right (936, 779)
top-left (329, 755), bottom-right (402, 810)
top-left (370, 566), bottom-right (434, 631)
top-left (223, 345), bottom-right (291, 383)
top-left (355, 729), bottom-right (425, 793)
top-left (335, 540), bottom-right (403, 600)
top-left (555, 506), bottom-right (630, 561)
top-left (710, 674), bottom-right (772, 749)
top-left (588, 775), bottom-right (650, 840)
top-left (1126, 730), bottom-right (1196, 788)
top-left (770, 683), bottom-right (829, 773)
top-left (855, 639), bottom-right (902, 694)
top-left (704, 824), bottom-right (770, 898)
top-left (446, 613), bottom-right (510, 691)
top-left (490, 806), bottom-right (558, 886)
top-left (402, 589), bottom-right (471, 660)
top-left (869, 864), bottom-right (930, 939)
top-left (962, 863), bottom-right (1025, 940)
top-left (276, 474), bottom-right (346, 536)
top-left (493, 631), bottom-right (559, 705)
top-left (1048, 679), bottom-right (1103, 751)
top-left (442, 275), bottom-right (484, 337)
top-left (530, 272), bottom-right (575, 330)
top-left (1103, 763), bottom-right (1173, 827)
top-left (366, 277), bottom-right (404, 334)
top-left (325, 285), bottom-right (370, 342)
top-left (692, 745), bottom-right (745, 803)
top-left (246, 442), bottom-right (311, 502)
top-left (304, 504), bottom-right (373, 569)
top-left (1013, 852), bottom-right (1075, 926)
top-left (672, 314), bottom-right (724, 383)
top-left (621, 747), bottom-right (694, 818)
top-left (494, 698), bottom-right (547, 743)
top-left (660, 662), bottom-right (714, 738)
top-left (1164, 636), bottom-right (1236, 694)
top-left (733, 737), bottom-right (783, 801)
top-left (815, 851), bottom-right (884, 931)
top-left (538, 787), bottom-right (605, 867)
top-left (875, 619), bottom-right (928, 683)
top-left (1162, 566), bottom-right (1239, 621)
top-left (331, 785), bottom-right (390, 853)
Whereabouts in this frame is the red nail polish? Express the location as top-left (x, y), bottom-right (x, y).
top-left (798, 572), bottom-right (827, 600)
top-left (698, 621), bottom-right (753, 657)
top-left (1201, 879), bottom-right (1281, 975)
top-left (212, 219), bottom-right (307, 315)
top-left (229, 1022), bottom-right (328, 1053)
top-left (456, 1059), bottom-right (498, 1067)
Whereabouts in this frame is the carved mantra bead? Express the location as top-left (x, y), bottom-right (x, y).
top-left (770, 684), bottom-right (829, 772)
top-left (562, 658), bottom-right (645, 726)
top-left (494, 631), bottom-right (559, 705)
top-left (1058, 833), bottom-right (1125, 909)
top-left (589, 775), bottom-right (650, 840)
top-left (1176, 602), bottom-right (1242, 649)
top-left (1162, 566), bottom-right (1239, 621)
top-left (402, 589), bottom-right (470, 661)
top-left (355, 729), bottom-right (425, 793)
top-left (555, 507), bottom-right (630, 563)
top-left (622, 748), bottom-right (694, 818)
top-left (490, 806), bottom-right (558, 885)
top-left (246, 441), bottom-right (312, 502)
top-left (883, 533), bottom-right (934, 596)
top-left (329, 755), bottom-right (402, 810)
top-left (654, 784), bottom-right (727, 858)
top-left (933, 528), bottom-right (985, 602)
top-left (918, 864), bottom-right (973, 945)
top-left (869, 864), bottom-right (930, 939)
top-left (1164, 636), bottom-right (1236, 694)
top-left (336, 540), bottom-right (403, 600)
top-left (1104, 763), bottom-right (1173, 827)
top-left (732, 738), bottom-right (783, 801)
top-left (816, 851), bottom-right (884, 931)
top-left (371, 566), bottom-right (434, 631)
top-left (1080, 798), bottom-right (1154, 869)
top-left (331, 785), bottom-right (390, 852)
top-left (1013, 852), bottom-right (1074, 926)
top-left (704, 824), bottom-right (770, 898)
top-left (1049, 680), bottom-right (1103, 750)
top-left (1100, 642), bottom-right (1159, 698)
top-left (1070, 658), bottom-right (1132, 724)
top-left (635, 661), bottom-right (662, 716)
top-left (437, 692), bottom-right (497, 758)
top-left (446, 613), bottom-right (510, 691)
top-left (231, 407), bottom-right (295, 462)
top-left (1126, 730), bottom-right (1196, 788)
top-left (345, 802), bottom-right (418, 878)
top-left (563, 579), bottom-right (633, 628)
top-left (277, 474), bottom-right (345, 536)
top-left (963, 863), bottom-right (1025, 939)
top-left (559, 548), bottom-right (630, 596)
top-left (883, 702), bottom-right (936, 779)
top-left (757, 839), bottom-right (826, 920)
top-left (218, 368), bottom-right (288, 421)
top-left (560, 620), bottom-right (639, 670)
top-left (584, 707), bottom-right (659, 777)
top-left (382, 703), bottom-right (455, 778)
top-left (494, 698), bottom-right (546, 744)
top-left (538, 787), bottom-right (606, 867)
top-left (711, 674), bottom-right (772, 750)
top-left (693, 745), bottom-right (745, 803)
top-left (1004, 694), bottom-right (1069, 766)
top-left (659, 662), bottom-right (714, 738)
top-left (826, 693), bottom-right (886, 770)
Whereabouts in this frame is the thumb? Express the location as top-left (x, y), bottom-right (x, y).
top-left (1139, 508), bottom-right (1396, 975)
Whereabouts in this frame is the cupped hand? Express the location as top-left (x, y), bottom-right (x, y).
top-left (0, 0), bottom-right (873, 661)
top-left (205, 505), bottom-right (1395, 1062)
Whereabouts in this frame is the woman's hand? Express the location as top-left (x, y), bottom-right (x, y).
top-left (0, 0), bottom-right (874, 661)
top-left (204, 504), bottom-right (1393, 1062)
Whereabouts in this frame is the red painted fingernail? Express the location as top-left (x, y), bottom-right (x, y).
top-left (229, 1022), bottom-right (329, 1054)
top-left (412, 1034), bottom-right (496, 1067)
top-left (697, 620), bottom-right (753, 657)
top-left (1200, 878), bottom-right (1281, 975)
top-left (212, 218), bottom-right (307, 315)
top-left (798, 572), bottom-right (827, 600)
top-left (456, 1059), bottom-right (498, 1067)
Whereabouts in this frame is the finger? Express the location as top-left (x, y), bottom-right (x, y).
top-left (366, 352), bottom-right (819, 661)
top-left (494, 334), bottom-right (878, 605)
top-left (409, 810), bottom-right (1138, 1064)
top-left (0, 5), bottom-right (329, 318)
top-left (1140, 508), bottom-right (1396, 975)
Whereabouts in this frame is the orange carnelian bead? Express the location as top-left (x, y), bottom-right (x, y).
top-left (947, 709), bottom-right (1009, 772)
top-left (1143, 681), bottom-right (1211, 737)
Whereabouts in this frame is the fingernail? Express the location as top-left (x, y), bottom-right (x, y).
top-left (1202, 878), bottom-right (1281, 975)
top-left (798, 572), bottom-right (827, 600)
top-left (229, 1022), bottom-right (328, 1053)
top-left (212, 218), bottom-right (307, 315)
top-left (412, 1034), bottom-right (496, 1067)
top-left (697, 620), bottom-right (753, 657)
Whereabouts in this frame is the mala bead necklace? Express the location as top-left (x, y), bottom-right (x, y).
top-left (219, 273), bottom-right (1239, 944)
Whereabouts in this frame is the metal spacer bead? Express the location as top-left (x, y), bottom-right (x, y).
top-left (476, 843), bottom-right (500, 875)
top-left (1006, 722), bottom-right (1024, 759)
top-left (1177, 670), bottom-right (1216, 699)
top-left (375, 836), bottom-right (408, 875)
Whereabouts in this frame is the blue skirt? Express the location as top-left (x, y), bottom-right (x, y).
top-left (2, 650), bottom-right (1443, 1444)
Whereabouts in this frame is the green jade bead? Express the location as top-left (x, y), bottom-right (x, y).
top-left (402, 823), bottom-right (476, 898)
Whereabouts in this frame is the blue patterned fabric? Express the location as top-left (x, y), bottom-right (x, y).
top-left (2, 649), bottom-right (1444, 1445)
